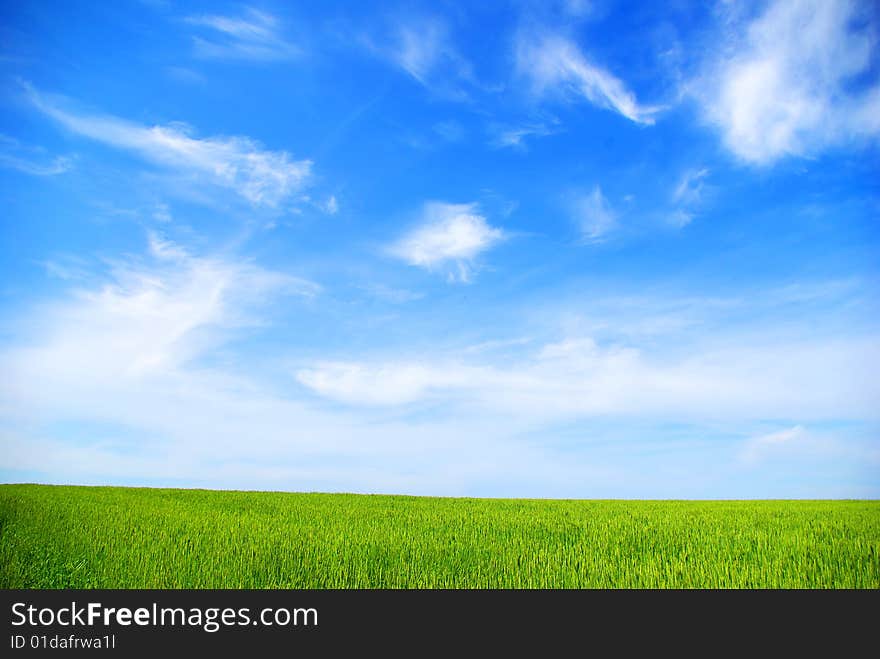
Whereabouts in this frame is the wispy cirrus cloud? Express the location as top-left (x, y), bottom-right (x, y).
top-left (359, 283), bottom-right (423, 304)
top-left (672, 168), bottom-right (709, 207)
top-left (392, 17), bottom-right (452, 82)
top-left (571, 185), bottom-right (617, 242)
top-left (25, 86), bottom-right (312, 207)
top-left (669, 168), bottom-right (709, 228)
top-left (40, 255), bottom-right (93, 282)
top-left (489, 122), bottom-right (557, 150)
top-left (696, 0), bottom-right (880, 164)
top-left (297, 360), bottom-right (484, 406)
top-left (4, 232), bottom-right (318, 384)
top-left (3, 251), bottom-right (876, 496)
top-left (516, 32), bottom-right (660, 125)
top-left (0, 135), bottom-right (73, 176)
top-left (294, 277), bottom-right (880, 422)
top-left (370, 15), bottom-right (474, 98)
top-left (387, 202), bottom-right (505, 283)
top-left (0, 235), bottom-right (588, 497)
top-left (322, 195), bottom-right (339, 215)
top-left (740, 425), bottom-right (806, 464)
top-left (296, 328), bottom-right (880, 423)
top-left (185, 7), bottom-right (300, 61)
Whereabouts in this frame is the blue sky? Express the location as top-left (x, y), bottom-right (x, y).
top-left (1, 0), bottom-right (878, 498)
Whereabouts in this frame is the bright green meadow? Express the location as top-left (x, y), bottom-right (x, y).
top-left (1, 484), bottom-right (877, 588)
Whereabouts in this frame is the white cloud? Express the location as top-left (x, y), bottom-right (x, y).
top-left (1, 239), bottom-right (330, 492)
top-left (27, 87), bottom-right (312, 207)
top-left (672, 168), bottom-right (709, 206)
top-left (3, 261), bottom-right (877, 496)
top-left (670, 168), bottom-right (709, 227)
top-left (740, 425), bottom-right (805, 463)
top-left (668, 209), bottom-right (694, 229)
top-left (6, 236), bottom-right (317, 380)
top-left (370, 15), bottom-right (473, 99)
top-left (572, 186), bottom-right (617, 242)
top-left (185, 7), bottom-right (299, 61)
top-left (152, 203), bottom-right (173, 223)
top-left (698, 0), bottom-right (880, 164)
top-left (40, 256), bottom-right (92, 282)
top-left (516, 33), bottom-right (660, 124)
top-left (359, 283), bottom-right (423, 304)
top-left (389, 17), bottom-right (466, 83)
top-left (321, 195), bottom-right (338, 215)
top-left (296, 333), bottom-right (880, 423)
top-left (296, 279), bottom-right (880, 422)
top-left (0, 240), bottom-right (590, 496)
top-left (0, 135), bottom-right (72, 176)
top-left (388, 202), bottom-right (505, 282)
top-left (0, 153), bottom-right (72, 176)
top-left (394, 19), bottom-right (444, 82)
top-left (297, 361), bottom-right (480, 406)
top-left (490, 123), bottom-right (556, 150)
top-left (462, 337), bottom-right (533, 355)
top-left (147, 231), bottom-right (189, 262)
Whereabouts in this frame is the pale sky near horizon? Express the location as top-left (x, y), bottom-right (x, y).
top-left (1, 0), bottom-right (878, 497)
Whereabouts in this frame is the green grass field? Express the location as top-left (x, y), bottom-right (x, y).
top-left (1, 484), bottom-right (878, 588)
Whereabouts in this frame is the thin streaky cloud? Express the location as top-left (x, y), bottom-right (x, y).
top-left (0, 152), bottom-right (72, 176)
top-left (393, 18), bottom-right (447, 83)
top-left (1, 3), bottom-right (877, 499)
top-left (296, 332), bottom-right (880, 422)
top-left (185, 7), bottom-right (300, 61)
top-left (516, 32), bottom-right (661, 125)
top-left (359, 283), bottom-right (423, 304)
top-left (490, 123), bottom-right (556, 150)
top-left (373, 15), bottom-right (473, 98)
top-left (740, 425), bottom-right (806, 464)
top-left (669, 168), bottom-right (709, 228)
top-left (25, 86), bottom-right (312, 207)
top-left (0, 135), bottom-right (73, 176)
top-left (4, 234), bottom-right (319, 385)
top-left (39, 256), bottom-right (92, 282)
top-left (673, 168), bottom-right (709, 206)
top-left (572, 186), bottom-right (617, 243)
top-left (296, 360), bottom-right (482, 406)
top-left (320, 195), bottom-right (339, 215)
